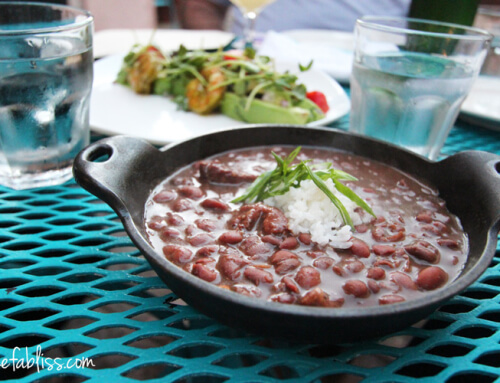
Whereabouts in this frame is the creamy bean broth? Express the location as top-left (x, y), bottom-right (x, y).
top-left (144, 146), bottom-right (468, 308)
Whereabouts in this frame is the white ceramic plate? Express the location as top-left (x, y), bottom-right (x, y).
top-left (93, 29), bottom-right (236, 59)
top-left (90, 54), bottom-right (351, 145)
top-left (281, 29), bottom-right (355, 83)
top-left (460, 76), bottom-right (500, 131)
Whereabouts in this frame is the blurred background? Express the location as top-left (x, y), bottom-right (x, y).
top-left (1, 0), bottom-right (497, 32)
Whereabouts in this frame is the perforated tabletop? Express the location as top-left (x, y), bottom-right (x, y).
top-left (0, 109), bottom-right (499, 382)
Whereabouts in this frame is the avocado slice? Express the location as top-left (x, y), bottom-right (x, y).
top-left (221, 93), bottom-right (323, 124)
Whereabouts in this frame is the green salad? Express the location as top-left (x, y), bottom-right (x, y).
top-left (115, 44), bottom-right (330, 125)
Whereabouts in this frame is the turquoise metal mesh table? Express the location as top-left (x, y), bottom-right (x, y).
top-left (0, 112), bottom-right (499, 382)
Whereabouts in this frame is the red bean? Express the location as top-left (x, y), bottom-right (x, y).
top-left (200, 198), bottom-right (229, 211)
top-left (307, 251), bottom-right (325, 259)
top-left (244, 266), bottom-right (274, 286)
top-left (198, 160), bottom-right (257, 184)
top-left (153, 190), bottom-right (177, 203)
top-left (351, 238), bottom-right (370, 258)
top-left (390, 271), bottom-right (417, 290)
top-left (379, 294), bottom-right (405, 305)
top-left (239, 236), bottom-right (273, 257)
top-left (195, 257), bottom-right (215, 265)
top-left (367, 267), bottom-right (385, 280)
top-left (166, 212), bottom-right (184, 226)
top-left (217, 252), bottom-right (249, 280)
top-left (184, 225), bottom-right (195, 236)
top-left (332, 265), bottom-right (344, 277)
top-left (218, 230), bottom-right (243, 244)
top-left (269, 250), bottom-right (301, 275)
top-left (422, 221), bottom-right (448, 235)
top-left (195, 218), bottom-right (218, 232)
top-left (196, 245), bottom-right (218, 257)
top-left (299, 288), bottom-right (330, 307)
top-left (192, 264), bottom-right (217, 282)
top-left (368, 280), bottom-right (380, 293)
top-left (262, 235), bottom-right (282, 246)
top-left (342, 280), bottom-right (369, 298)
top-left (372, 244), bottom-right (396, 256)
top-left (280, 237), bottom-right (299, 250)
top-left (188, 233), bottom-right (214, 247)
top-left (269, 250), bottom-right (297, 264)
top-left (178, 185), bottom-right (204, 199)
top-left (170, 177), bottom-right (193, 186)
top-left (148, 220), bottom-right (165, 231)
top-left (163, 245), bottom-right (193, 264)
top-left (355, 224), bottom-right (369, 233)
top-left (404, 240), bottom-right (440, 263)
top-left (160, 228), bottom-right (181, 239)
top-left (371, 224), bottom-right (405, 242)
top-left (261, 207), bottom-right (288, 235)
top-left (172, 198), bottom-right (192, 212)
top-left (437, 239), bottom-right (460, 250)
top-left (298, 233), bottom-right (312, 245)
top-left (373, 258), bottom-right (396, 269)
top-left (295, 266), bottom-right (321, 289)
top-left (345, 259), bottom-right (364, 273)
top-left (417, 266), bottom-right (448, 290)
top-left (282, 276), bottom-right (300, 293)
top-left (416, 211), bottom-right (433, 223)
top-left (273, 293), bottom-right (296, 304)
top-left (232, 285), bottom-right (262, 298)
top-left (313, 257), bottom-right (334, 270)
top-left (229, 203), bottom-right (262, 231)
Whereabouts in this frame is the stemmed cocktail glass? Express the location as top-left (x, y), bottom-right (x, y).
top-left (229, 0), bottom-right (277, 47)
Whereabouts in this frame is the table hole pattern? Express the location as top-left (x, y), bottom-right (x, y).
top-left (84, 326), bottom-right (139, 340)
top-left (453, 325), bottom-right (496, 339)
top-left (87, 354), bottom-right (137, 370)
top-left (44, 343), bottom-right (94, 358)
top-left (259, 364), bottom-right (303, 379)
top-left (473, 351), bottom-right (500, 368)
top-left (445, 372), bottom-right (499, 383)
top-left (212, 353), bottom-right (268, 369)
top-left (125, 335), bottom-right (178, 349)
top-left (395, 361), bottom-right (446, 378)
top-left (425, 343), bottom-right (474, 357)
top-left (167, 343), bottom-right (225, 359)
top-left (312, 373), bottom-right (364, 382)
top-left (0, 124), bottom-right (499, 382)
top-left (173, 375), bottom-right (229, 383)
top-left (120, 362), bottom-right (181, 381)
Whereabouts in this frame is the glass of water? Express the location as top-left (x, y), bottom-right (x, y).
top-left (0, 2), bottom-right (93, 190)
top-left (349, 16), bottom-right (491, 160)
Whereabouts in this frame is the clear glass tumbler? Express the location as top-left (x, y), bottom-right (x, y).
top-left (349, 17), bottom-right (491, 160)
top-left (0, 2), bottom-right (94, 190)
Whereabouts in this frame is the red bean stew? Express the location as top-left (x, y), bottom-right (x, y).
top-left (145, 146), bottom-right (468, 308)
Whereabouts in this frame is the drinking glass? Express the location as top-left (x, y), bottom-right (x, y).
top-left (0, 2), bottom-right (94, 190)
top-left (349, 16), bottom-right (491, 160)
top-left (229, 0), bottom-right (277, 47)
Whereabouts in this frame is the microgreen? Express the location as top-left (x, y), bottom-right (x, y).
top-left (299, 60), bottom-right (314, 72)
top-left (232, 147), bottom-right (375, 227)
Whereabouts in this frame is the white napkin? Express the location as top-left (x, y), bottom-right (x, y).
top-left (257, 31), bottom-right (354, 83)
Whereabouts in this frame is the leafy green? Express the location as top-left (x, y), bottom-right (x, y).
top-left (232, 147), bottom-right (375, 227)
top-left (299, 60), bottom-right (314, 72)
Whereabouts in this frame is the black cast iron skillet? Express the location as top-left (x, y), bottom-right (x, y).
top-left (73, 125), bottom-right (500, 344)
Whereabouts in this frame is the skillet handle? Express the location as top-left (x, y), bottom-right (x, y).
top-left (436, 150), bottom-right (500, 227)
top-left (73, 136), bottom-right (164, 215)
